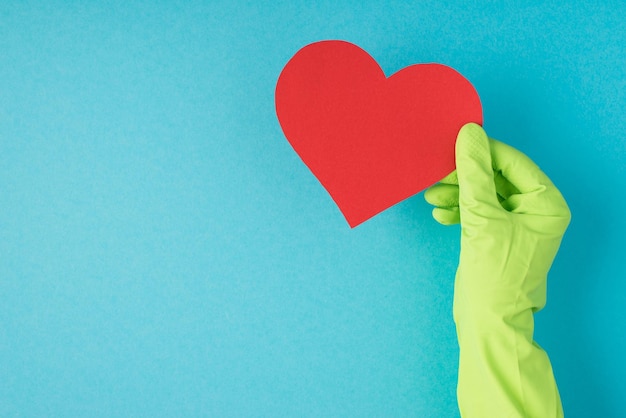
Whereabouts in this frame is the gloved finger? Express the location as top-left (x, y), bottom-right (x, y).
top-left (432, 207), bottom-right (460, 225)
top-left (490, 139), bottom-right (570, 218)
top-left (439, 170), bottom-right (458, 185)
top-left (424, 183), bottom-right (459, 208)
top-left (489, 139), bottom-right (554, 194)
top-left (455, 123), bottom-right (501, 212)
top-left (494, 170), bottom-right (521, 201)
top-left (429, 170), bottom-right (516, 208)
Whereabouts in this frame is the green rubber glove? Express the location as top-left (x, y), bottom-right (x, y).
top-left (424, 123), bottom-right (571, 417)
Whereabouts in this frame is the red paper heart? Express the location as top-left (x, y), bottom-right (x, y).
top-left (275, 40), bottom-right (482, 227)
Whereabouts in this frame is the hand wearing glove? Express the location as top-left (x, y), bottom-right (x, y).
top-left (424, 123), bottom-right (571, 417)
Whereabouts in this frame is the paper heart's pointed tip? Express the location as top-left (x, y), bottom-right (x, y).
top-left (339, 205), bottom-right (368, 228)
top-left (346, 216), bottom-right (365, 229)
top-left (276, 40), bottom-right (482, 227)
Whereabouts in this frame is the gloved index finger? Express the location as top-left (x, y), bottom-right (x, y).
top-left (424, 183), bottom-right (459, 208)
top-left (489, 139), bottom-right (556, 194)
top-left (438, 170), bottom-right (458, 185)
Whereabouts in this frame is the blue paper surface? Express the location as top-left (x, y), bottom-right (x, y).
top-left (0, 1), bottom-right (624, 417)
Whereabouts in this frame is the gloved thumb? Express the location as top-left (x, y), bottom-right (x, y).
top-left (455, 123), bottom-right (501, 217)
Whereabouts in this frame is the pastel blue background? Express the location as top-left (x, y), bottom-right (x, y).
top-left (1, 1), bottom-right (624, 417)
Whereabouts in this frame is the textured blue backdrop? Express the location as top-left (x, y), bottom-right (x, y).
top-left (1, 1), bottom-right (624, 417)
